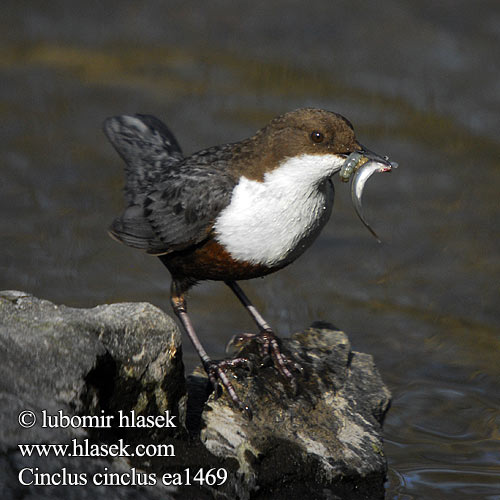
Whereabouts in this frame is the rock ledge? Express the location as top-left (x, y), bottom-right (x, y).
top-left (0, 291), bottom-right (390, 500)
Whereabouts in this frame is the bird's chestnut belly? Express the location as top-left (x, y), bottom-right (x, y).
top-left (160, 237), bottom-right (278, 282)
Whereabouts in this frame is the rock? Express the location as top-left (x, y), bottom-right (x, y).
top-left (199, 322), bottom-right (391, 499)
top-left (0, 291), bottom-right (391, 500)
top-left (0, 290), bottom-right (183, 500)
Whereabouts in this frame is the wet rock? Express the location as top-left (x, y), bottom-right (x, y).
top-left (199, 322), bottom-right (391, 499)
top-left (0, 291), bottom-right (391, 500)
top-left (0, 290), bottom-right (183, 500)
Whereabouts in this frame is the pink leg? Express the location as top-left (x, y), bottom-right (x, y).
top-left (225, 281), bottom-right (302, 387)
top-left (170, 287), bottom-right (252, 418)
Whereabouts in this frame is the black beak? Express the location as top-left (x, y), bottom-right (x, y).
top-left (357, 144), bottom-right (393, 170)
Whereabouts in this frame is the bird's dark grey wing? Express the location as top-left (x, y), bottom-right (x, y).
top-left (103, 114), bottom-right (184, 203)
top-left (142, 165), bottom-right (236, 253)
top-left (109, 203), bottom-right (164, 251)
top-left (109, 142), bottom-right (237, 255)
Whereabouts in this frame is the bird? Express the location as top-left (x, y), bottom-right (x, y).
top-left (104, 108), bottom-right (393, 415)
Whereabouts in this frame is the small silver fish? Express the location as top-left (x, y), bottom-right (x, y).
top-left (341, 150), bottom-right (397, 243)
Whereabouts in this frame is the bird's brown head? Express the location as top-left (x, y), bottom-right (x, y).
top-left (263, 108), bottom-right (361, 158)
top-left (232, 108), bottom-right (363, 181)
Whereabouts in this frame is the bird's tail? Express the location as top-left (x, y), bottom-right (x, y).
top-left (103, 114), bottom-right (183, 204)
top-left (104, 114), bottom-right (182, 253)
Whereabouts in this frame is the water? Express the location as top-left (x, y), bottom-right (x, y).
top-left (2, 2), bottom-right (500, 498)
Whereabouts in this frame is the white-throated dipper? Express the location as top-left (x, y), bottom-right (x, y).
top-left (104, 108), bottom-right (395, 415)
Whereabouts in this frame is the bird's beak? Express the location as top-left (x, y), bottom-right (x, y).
top-left (340, 145), bottom-right (398, 243)
top-left (357, 145), bottom-right (395, 172)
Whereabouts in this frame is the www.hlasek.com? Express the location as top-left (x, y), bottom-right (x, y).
top-left (17, 409), bottom-right (228, 487)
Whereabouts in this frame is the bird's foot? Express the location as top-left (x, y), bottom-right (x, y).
top-left (229, 329), bottom-right (303, 392)
top-left (203, 358), bottom-right (253, 419)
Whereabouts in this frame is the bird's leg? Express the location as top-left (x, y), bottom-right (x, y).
top-left (225, 280), bottom-right (302, 387)
top-left (170, 284), bottom-right (252, 417)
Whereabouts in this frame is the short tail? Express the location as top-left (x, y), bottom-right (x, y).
top-left (103, 114), bottom-right (183, 203)
top-left (104, 114), bottom-right (182, 253)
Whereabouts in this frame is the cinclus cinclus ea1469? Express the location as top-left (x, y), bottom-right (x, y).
top-left (104, 108), bottom-right (395, 415)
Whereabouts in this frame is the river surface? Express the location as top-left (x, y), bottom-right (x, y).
top-left (1, 2), bottom-right (499, 498)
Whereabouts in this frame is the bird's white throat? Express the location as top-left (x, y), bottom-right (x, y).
top-left (214, 153), bottom-right (344, 266)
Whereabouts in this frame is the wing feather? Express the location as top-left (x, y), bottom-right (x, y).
top-left (143, 167), bottom-right (236, 252)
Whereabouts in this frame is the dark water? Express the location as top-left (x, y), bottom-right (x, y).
top-left (2, 2), bottom-right (499, 498)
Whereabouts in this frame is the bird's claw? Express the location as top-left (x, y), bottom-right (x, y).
top-left (209, 329), bottom-right (301, 411)
top-left (229, 329), bottom-right (303, 389)
top-left (203, 358), bottom-right (253, 418)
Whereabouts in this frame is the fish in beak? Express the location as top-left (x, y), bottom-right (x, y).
top-left (340, 147), bottom-right (398, 243)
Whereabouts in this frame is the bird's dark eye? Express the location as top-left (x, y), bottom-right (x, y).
top-left (310, 130), bottom-right (324, 144)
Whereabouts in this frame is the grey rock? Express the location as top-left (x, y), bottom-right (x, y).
top-left (0, 291), bottom-right (183, 500)
top-left (199, 323), bottom-right (391, 499)
top-left (0, 291), bottom-right (391, 500)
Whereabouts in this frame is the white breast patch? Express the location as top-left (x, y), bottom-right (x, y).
top-left (213, 154), bottom-right (343, 267)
